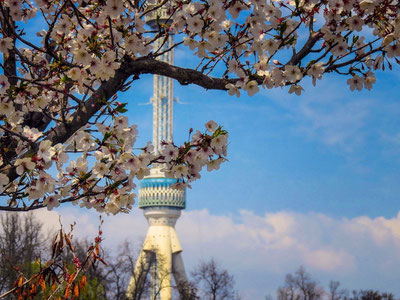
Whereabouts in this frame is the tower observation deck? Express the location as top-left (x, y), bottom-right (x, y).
top-left (126, 3), bottom-right (188, 300)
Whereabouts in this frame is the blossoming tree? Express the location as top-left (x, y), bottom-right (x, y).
top-left (0, 0), bottom-right (398, 213)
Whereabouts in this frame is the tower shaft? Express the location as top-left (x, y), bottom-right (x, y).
top-left (152, 36), bottom-right (174, 153)
top-left (127, 14), bottom-right (188, 299)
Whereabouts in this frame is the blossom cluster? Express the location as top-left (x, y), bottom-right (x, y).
top-left (160, 120), bottom-right (228, 189)
top-left (0, 0), bottom-right (397, 99)
top-left (1, 113), bottom-right (228, 213)
top-left (0, 0), bottom-right (399, 211)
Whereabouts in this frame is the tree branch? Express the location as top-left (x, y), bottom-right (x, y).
top-left (47, 56), bottom-right (236, 145)
top-left (289, 31), bottom-right (322, 65)
top-left (126, 56), bottom-right (235, 90)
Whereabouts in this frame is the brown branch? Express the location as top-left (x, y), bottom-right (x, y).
top-left (325, 46), bottom-right (384, 72)
top-left (288, 31), bottom-right (322, 65)
top-left (0, 190), bottom-right (102, 212)
top-left (0, 6), bottom-right (17, 86)
top-left (43, 56), bottom-right (236, 145)
top-left (126, 57), bottom-right (236, 90)
top-left (0, 271), bottom-right (42, 299)
top-left (44, 0), bottom-right (67, 58)
top-left (0, 125), bottom-right (31, 143)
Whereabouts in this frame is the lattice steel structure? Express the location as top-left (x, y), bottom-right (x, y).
top-left (126, 3), bottom-right (188, 300)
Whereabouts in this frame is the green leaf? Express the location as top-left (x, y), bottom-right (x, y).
top-left (102, 132), bottom-right (112, 143)
top-left (115, 106), bottom-right (128, 113)
top-left (60, 76), bottom-right (69, 84)
top-left (115, 102), bottom-right (128, 113)
top-left (279, 22), bottom-right (287, 37)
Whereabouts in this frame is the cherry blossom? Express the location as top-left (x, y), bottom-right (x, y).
top-left (0, 173), bottom-right (9, 193)
top-left (205, 121), bottom-right (218, 133)
top-left (307, 63), bottom-right (325, 86)
top-left (0, 0), bottom-right (399, 212)
top-left (206, 158), bottom-right (225, 172)
top-left (161, 144), bottom-right (179, 163)
top-left (245, 80), bottom-right (260, 96)
top-left (347, 75), bottom-right (364, 91)
top-left (0, 37), bottom-right (13, 52)
top-left (43, 194), bottom-right (61, 211)
top-left (289, 85), bottom-right (305, 96)
top-left (284, 65), bottom-right (303, 83)
top-left (15, 158), bottom-right (35, 175)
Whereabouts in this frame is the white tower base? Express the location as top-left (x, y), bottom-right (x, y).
top-left (126, 207), bottom-right (188, 300)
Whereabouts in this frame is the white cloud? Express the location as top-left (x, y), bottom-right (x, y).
top-left (27, 207), bottom-right (400, 300)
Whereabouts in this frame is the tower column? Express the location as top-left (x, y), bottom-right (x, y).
top-left (126, 3), bottom-right (188, 299)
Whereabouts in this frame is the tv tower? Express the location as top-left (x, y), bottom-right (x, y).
top-left (126, 3), bottom-right (188, 300)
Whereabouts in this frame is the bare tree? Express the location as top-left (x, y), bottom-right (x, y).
top-left (65, 239), bottom-right (152, 300)
top-left (277, 266), bottom-right (324, 300)
top-left (329, 281), bottom-right (348, 300)
top-left (191, 258), bottom-right (237, 300)
top-left (347, 290), bottom-right (396, 300)
top-left (175, 280), bottom-right (199, 300)
top-left (104, 241), bottom-right (145, 300)
top-left (0, 212), bottom-right (45, 294)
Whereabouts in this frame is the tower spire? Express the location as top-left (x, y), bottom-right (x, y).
top-left (126, 3), bottom-right (188, 299)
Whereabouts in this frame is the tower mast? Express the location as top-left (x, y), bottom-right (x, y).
top-left (126, 3), bottom-right (188, 300)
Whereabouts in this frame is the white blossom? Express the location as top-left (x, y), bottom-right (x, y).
top-left (364, 73), bottom-right (376, 90)
top-left (244, 80), bottom-right (260, 96)
top-left (284, 65), bottom-right (303, 83)
top-left (307, 62), bottom-right (325, 86)
top-left (0, 75), bottom-right (10, 90)
top-left (288, 84), bottom-right (304, 95)
top-left (186, 15), bottom-right (203, 33)
top-left (205, 120), bottom-right (218, 133)
top-left (0, 37), bottom-right (13, 53)
top-left (15, 158), bottom-right (35, 175)
top-left (347, 75), bottom-right (364, 91)
top-left (226, 83), bottom-right (241, 97)
top-left (23, 126), bottom-right (42, 141)
top-left (172, 164), bottom-right (189, 178)
top-left (93, 162), bottom-right (110, 178)
top-left (43, 194), bottom-right (61, 211)
top-left (161, 144), bottom-right (179, 162)
top-left (207, 158), bottom-right (225, 172)
top-left (346, 16), bottom-right (363, 32)
top-left (0, 173), bottom-right (9, 193)
top-left (37, 140), bottom-right (54, 162)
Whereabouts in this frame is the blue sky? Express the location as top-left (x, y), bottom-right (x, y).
top-left (127, 47), bottom-right (400, 220)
